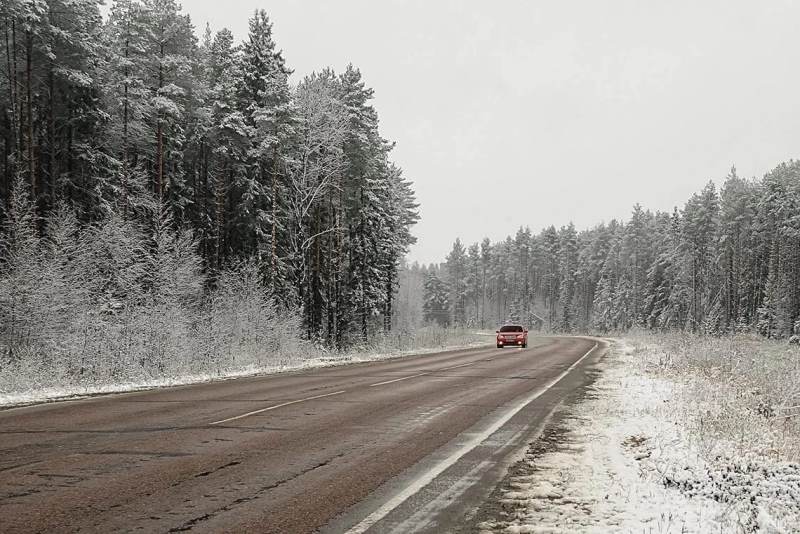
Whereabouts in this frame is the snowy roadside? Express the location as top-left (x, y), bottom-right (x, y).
top-left (477, 336), bottom-right (800, 534)
top-left (0, 331), bottom-right (490, 408)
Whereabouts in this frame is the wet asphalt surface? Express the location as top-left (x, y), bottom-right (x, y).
top-left (0, 336), bottom-right (605, 533)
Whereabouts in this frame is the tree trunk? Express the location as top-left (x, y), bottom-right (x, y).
top-left (214, 160), bottom-right (226, 271)
top-left (271, 152), bottom-right (279, 287)
top-left (359, 187), bottom-right (368, 343)
top-left (4, 17), bottom-right (18, 179)
top-left (385, 267), bottom-right (393, 333)
top-left (156, 41), bottom-right (164, 199)
top-left (122, 38), bottom-right (130, 216)
top-left (481, 264), bottom-right (486, 328)
top-left (12, 20), bottom-right (21, 171)
top-left (48, 67), bottom-right (56, 209)
top-left (326, 194), bottom-right (336, 345)
top-left (25, 29), bottom-right (34, 204)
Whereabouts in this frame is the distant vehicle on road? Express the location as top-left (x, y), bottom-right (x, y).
top-left (496, 324), bottom-right (528, 348)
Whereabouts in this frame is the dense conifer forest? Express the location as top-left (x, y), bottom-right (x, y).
top-left (0, 0), bottom-right (419, 353)
top-left (415, 164), bottom-right (800, 339)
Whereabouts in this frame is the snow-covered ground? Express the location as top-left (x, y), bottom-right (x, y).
top-left (478, 335), bottom-right (800, 534)
top-left (0, 328), bottom-right (488, 408)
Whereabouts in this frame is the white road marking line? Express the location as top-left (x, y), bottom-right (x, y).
top-left (370, 359), bottom-right (486, 388)
top-left (438, 361), bottom-right (479, 371)
top-left (209, 390), bottom-right (346, 425)
top-left (369, 373), bottom-right (430, 387)
top-left (346, 342), bottom-right (600, 534)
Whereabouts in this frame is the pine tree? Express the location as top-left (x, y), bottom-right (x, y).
top-left (338, 64), bottom-right (386, 343)
top-left (592, 237), bottom-right (619, 333)
top-left (205, 27), bottom-right (248, 269)
top-left (557, 223), bottom-right (578, 331)
top-left (140, 0), bottom-right (196, 207)
top-left (445, 238), bottom-right (468, 326)
top-left (105, 0), bottom-right (151, 215)
top-left (237, 10), bottom-right (295, 299)
top-left (422, 272), bottom-right (450, 327)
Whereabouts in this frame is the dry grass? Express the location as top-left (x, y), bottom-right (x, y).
top-left (627, 330), bottom-right (800, 464)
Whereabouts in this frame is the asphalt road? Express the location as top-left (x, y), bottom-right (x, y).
top-left (0, 336), bottom-right (606, 534)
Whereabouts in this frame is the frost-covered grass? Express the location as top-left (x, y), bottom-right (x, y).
top-left (626, 332), bottom-right (800, 532)
top-left (628, 331), bottom-right (800, 464)
top-left (0, 319), bottom-right (486, 408)
top-left (479, 335), bottom-right (800, 534)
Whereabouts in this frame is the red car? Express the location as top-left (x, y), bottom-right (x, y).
top-left (496, 324), bottom-right (528, 348)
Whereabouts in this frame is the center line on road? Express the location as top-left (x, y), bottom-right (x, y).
top-left (370, 358), bottom-right (495, 388)
top-left (209, 390), bottom-right (346, 425)
top-left (438, 361), bottom-right (479, 371)
top-left (370, 373), bottom-right (430, 387)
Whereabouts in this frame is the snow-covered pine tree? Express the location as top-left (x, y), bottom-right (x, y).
top-left (338, 64), bottom-right (389, 343)
top-left (680, 182), bottom-right (720, 333)
top-left (445, 238), bottom-right (468, 327)
top-left (592, 235), bottom-right (619, 333)
top-left (466, 242), bottom-right (481, 326)
top-left (479, 238), bottom-right (491, 328)
top-left (718, 167), bottom-right (767, 332)
top-left (541, 225), bottom-right (560, 328)
top-left (104, 0), bottom-right (152, 216)
top-left (380, 163), bottom-right (419, 332)
top-left (236, 10), bottom-right (295, 300)
top-left (557, 223), bottom-right (578, 332)
top-left (422, 271), bottom-right (450, 328)
top-left (202, 27), bottom-right (248, 270)
top-left (139, 0), bottom-right (196, 209)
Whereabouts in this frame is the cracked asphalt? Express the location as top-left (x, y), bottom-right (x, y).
top-left (0, 336), bottom-right (604, 533)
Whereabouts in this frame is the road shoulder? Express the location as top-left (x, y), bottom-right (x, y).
top-left (471, 338), bottom-right (728, 533)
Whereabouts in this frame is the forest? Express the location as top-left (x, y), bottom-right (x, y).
top-left (414, 164), bottom-right (800, 339)
top-left (0, 0), bottom-right (419, 361)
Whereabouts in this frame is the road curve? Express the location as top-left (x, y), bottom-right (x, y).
top-left (0, 336), bottom-right (606, 534)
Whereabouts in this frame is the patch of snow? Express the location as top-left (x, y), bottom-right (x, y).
top-left (478, 338), bottom-right (800, 533)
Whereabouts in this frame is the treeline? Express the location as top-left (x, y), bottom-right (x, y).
top-left (0, 0), bottom-right (418, 348)
top-left (422, 163), bottom-right (800, 338)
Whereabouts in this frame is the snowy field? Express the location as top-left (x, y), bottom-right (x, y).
top-left (479, 334), bottom-right (800, 533)
top-left (0, 327), bottom-right (488, 407)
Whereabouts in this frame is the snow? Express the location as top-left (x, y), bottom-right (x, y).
top-left (478, 338), bottom-right (800, 533)
top-left (0, 331), bottom-right (488, 408)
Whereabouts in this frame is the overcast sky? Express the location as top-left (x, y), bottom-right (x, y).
top-left (108, 1), bottom-right (800, 264)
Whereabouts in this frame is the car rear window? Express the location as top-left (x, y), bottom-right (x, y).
top-left (499, 325), bottom-right (523, 332)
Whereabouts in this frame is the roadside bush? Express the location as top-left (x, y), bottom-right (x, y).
top-left (628, 330), bottom-right (800, 463)
top-left (0, 185), bottom-right (309, 401)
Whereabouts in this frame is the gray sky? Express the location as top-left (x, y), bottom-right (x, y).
top-left (113, 1), bottom-right (800, 264)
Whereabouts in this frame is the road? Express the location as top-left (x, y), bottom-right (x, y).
top-left (0, 336), bottom-right (606, 534)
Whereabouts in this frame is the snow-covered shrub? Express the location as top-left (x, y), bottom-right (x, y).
top-left (0, 189), bottom-right (310, 401)
top-left (193, 261), bottom-right (303, 375)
